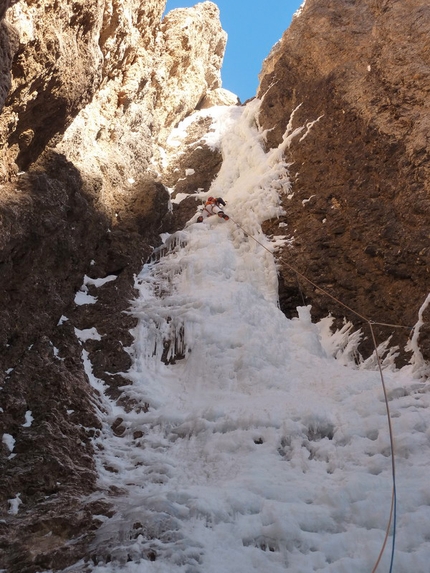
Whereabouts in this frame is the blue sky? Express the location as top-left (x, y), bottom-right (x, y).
top-left (164, 1), bottom-right (303, 102)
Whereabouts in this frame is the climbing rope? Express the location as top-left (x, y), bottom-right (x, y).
top-left (228, 215), bottom-right (398, 572)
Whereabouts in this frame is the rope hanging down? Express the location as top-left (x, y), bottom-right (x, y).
top-left (228, 215), bottom-right (398, 573)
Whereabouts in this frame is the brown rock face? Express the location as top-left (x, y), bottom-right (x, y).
top-left (161, 111), bottom-right (226, 233)
top-left (156, 3), bottom-right (227, 142)
top-left (1, 0), bottom-right (106, 178)
top-left (258, 0), bottom-right (430, 362)
top-left (0, 2), bottom-right (17, 113)
top-left (54, 0), bottom-right (227, 217)
top-left (0, 150), bottom-right (170, 572)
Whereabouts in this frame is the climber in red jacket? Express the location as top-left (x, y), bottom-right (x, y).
top-left (197, 197), bottom-right (229, 223)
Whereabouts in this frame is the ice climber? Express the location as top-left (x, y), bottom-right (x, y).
top-left (197, 197), bottom-right (229, 223)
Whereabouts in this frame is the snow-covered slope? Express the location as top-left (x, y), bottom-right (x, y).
top-left (81, 100), bottom-right (430, 573)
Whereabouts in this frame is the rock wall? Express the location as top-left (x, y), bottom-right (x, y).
top-left (258, 0), bottom-right (430, 362)
top-left (0, 1), bottom-right (229, 571)
top-left (55, 1), bottom-right (228, 217)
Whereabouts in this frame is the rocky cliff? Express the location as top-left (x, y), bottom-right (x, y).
top-left (0, 0), bottom-right (429, 571)
top-left (258, 0), bottom-right (430, 363)
top-left (0, 1), bottom-right (235, 571)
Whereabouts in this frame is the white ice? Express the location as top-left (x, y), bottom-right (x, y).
top-left (75, 100), bottom-right (430, 573)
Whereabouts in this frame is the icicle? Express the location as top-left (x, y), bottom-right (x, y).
top-left (405, 293), bottom-right (430, 378)
top-left (149, 231), bottom-right (189, 264)
top-left (361, 336), bottom-right (399, 371)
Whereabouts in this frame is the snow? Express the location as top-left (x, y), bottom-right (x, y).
top-left (164, 106), bottom-right (243, 161)
top-left (75, 99), bottom-right (430, 572)
top-left (8, 493), bottom-right (22, 515)
top-left (75, 327), bottom-right (102, 343)
top-left (74, 275), bottom-right (117, 305)
top-left (170, 192), bottom-right (196, 205)
top-left (75, 289), bottom-right (97, 306)
top-left (2, 433), bottom-right (15, 452)
top-left (22, 410), bottom-right (33, 428)
top-left (81, 349), bottom-right (106, 395)
top-left (295, 0), bottom-right (307, 19)
top-left (84, 274), bottom-right (118, 288)
top-left (53, 345), bottom-right (62, 359)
